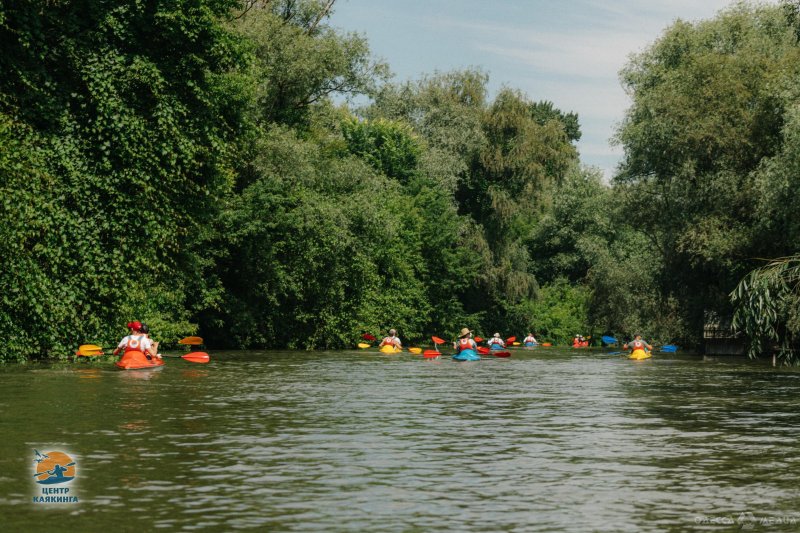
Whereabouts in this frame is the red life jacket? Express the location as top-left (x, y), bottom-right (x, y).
top-left (457, 338), bottom-right (474, 353)
top-left (631, 339), bottom-right (645, 350)
top-left (382, 336), bottom-right (399, 347)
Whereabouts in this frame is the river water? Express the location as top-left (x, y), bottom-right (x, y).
top-left (2, 349), bottom-right (799, 532)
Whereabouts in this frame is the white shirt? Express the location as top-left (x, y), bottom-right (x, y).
top-left (117, 334), bottom-right (153, 352)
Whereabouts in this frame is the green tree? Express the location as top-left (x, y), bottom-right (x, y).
top-left (615, 3), bottom-right (800, 343)
top-left (0, 0), bottom-right (247, 360)
top-left (731, 256), bottom-right (800, 363)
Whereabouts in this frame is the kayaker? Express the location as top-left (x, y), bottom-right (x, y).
top-left (379, 329), bottom-right (402, 349)
top-left (523, 333), bottom-right (538, 346)
top-left (139, 323), bottom-right (162, 360)
top-left (112, 321), bottom-right (156, 360)
top-left (453, 328), bottom-right (477, 353)
top-left (623, 334), bottom-right (652, 354)
top-left (488, 333), bottom-right (505, 349)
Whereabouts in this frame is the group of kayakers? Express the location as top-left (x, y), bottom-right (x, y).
top-left (377, 327), bottom-right (653, 357)
top-left (572, 335), bottom-right (589, 348)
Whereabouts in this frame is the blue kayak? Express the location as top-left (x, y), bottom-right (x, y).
top-left (524, 342), bottom-right (537, 347)
top-left (490, 343), bottom-right (504, 350)
top-left (453, 349), bottom-right (480, 361)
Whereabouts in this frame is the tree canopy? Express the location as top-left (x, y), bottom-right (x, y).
top-left (2, 0), bottom-right (799, 362)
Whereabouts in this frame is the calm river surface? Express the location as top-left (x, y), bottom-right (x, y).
top-left (2, 349), bottom-right (800, 532)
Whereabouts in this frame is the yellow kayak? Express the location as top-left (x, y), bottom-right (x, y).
top-left (629, 349), bottom-right (652, 360)
top-left (380, 345), bottom-right (402, 354)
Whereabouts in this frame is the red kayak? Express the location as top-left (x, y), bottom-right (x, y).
top-left (115, 350), bottom-right (165, 370)
top-left (477, 347), bottom-right (511, 358)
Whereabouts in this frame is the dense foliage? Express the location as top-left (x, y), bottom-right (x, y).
top-left (616, 1), bottom-right (800, 362)
top-left (1, 0), bottom-right (799, 361)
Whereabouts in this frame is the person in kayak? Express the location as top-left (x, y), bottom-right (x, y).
top-left (453, 328), bottom-right (477, 353)
top-left (488, 333), bottom-right (505, 349)
top-left (112, 321), bottom-right (156, 360)
top-left (139, 323), bottom-right (162, 360)
top-left (379, 329), bottom-right (402, 349)
top-left (523, 333), bottom-right (538, 346)
top-left (623, 334), bottom-right (652, 354)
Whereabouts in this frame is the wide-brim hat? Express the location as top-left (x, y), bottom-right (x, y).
top-left (459, 328), bottom-right (472, 338)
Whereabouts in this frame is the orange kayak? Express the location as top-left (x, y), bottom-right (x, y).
top-left (115, 350), bottom-right (165, 370)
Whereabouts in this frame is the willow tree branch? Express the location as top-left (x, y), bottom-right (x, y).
top-left (308, 0), bottom-right (336, 34)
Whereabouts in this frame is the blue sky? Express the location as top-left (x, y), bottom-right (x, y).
top-left (330, 0), bottom-right (779, 179)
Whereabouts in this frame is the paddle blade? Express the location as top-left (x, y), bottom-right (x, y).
top-left (431, 336), bottom-right (446, 345)
top-left (477, 346), bottom-right (490, 355)
top-left (179, 336), bottom-right (204, 346)
top-left (661, 345), bottom-right (678, 353)
top-left (76, 346), bottom-right (105, 357)
top-left (357, 343), bottom-right (371, 349)
top-left (79, 344), bottom-right (103, 352)
top-left (183, 351), bottom-right (210, 363)
top-left (474, 336), bottom-right (483, 343)
top-left (408, 347), bottom-right (422, 354)
top-left (601, 335), bottom-right (617, 345)
top-left (506, 336), bottom-right (516, 343)
top-left (362, 333), bottom-right (376, 341)
top-left (423, 350), bottom-right (441, 358)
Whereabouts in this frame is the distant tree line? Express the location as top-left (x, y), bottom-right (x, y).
top-left (1, 1), bottom-right (798, 362)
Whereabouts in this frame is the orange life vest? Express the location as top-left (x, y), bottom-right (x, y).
top-left (457, 338), bottom-right (475, 353)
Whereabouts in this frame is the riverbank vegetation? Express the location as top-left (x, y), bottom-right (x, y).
top-left (1, 1), bottom-right (799, 362)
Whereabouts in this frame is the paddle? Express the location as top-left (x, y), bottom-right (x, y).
top-left (660, 344), bottom-right (678, 353)
top-left (361, 333), bottom-right (377, 342)
top-left (179, 336), bottom-right (204, 346)
top-left (76, 345), bottom-right (105, 356)
top-left (162, 352), bottom-right (210, 364)
top-left (431, 336), bottom-right (446, 345)
top-left (506, 336), bottom-right (516, 344)
top-left (474, 336), bottom-right (484, 343)
top-left (601, 335), bottom-right (618, 345)
top-left (78, 344), bottom-right (209, 363)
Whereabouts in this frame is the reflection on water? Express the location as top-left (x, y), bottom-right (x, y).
top-left (1, 350), bottom-right (799, 531)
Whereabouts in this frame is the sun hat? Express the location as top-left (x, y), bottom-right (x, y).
top-left (127, 321), bottom-right (142, 331)
top-left (459, 328), bottom-right (472, 338)
top-left (493, 332), bottom-right (500, 337)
